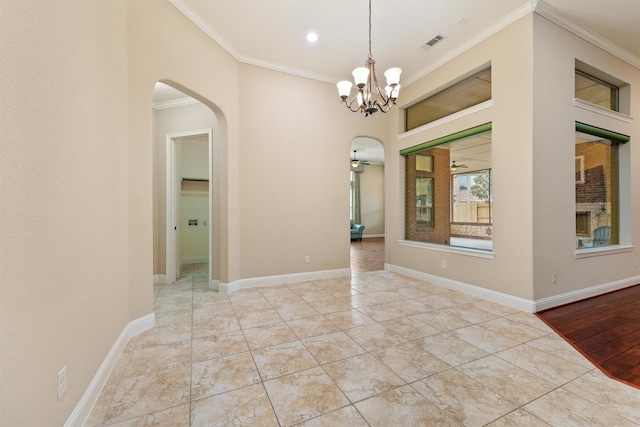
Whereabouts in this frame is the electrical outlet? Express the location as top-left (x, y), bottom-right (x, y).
top-left (441, 260), bottom-right (446, 269)
top-left (552, 272), bottom-right (557, 284)
top-left (305, 255), bottom-right (310, 264)
top-left (57, 366), bottom-right (67, 400)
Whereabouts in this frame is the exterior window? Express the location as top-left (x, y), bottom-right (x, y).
top-left (416, 178), bottom-right (433, 227)
top-left (575, 70), bottom-right (619, 111)
top-left (404, 127), bottom-right (492, 250)
top-left (575, 131), bottom-right (619, 248)
top-left (405, 68), bottom-right (491, 131)
top-left (452, 171), bottom-right (492, 224)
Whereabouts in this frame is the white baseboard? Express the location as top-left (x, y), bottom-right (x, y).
top-left (387, 264), bottom-right (640, 313)
top-left (181, 256), bottom-right (208, 265)
top-left (209, 279), bottom-right (221, 291)
top-left (65, 313), bottom-right (156, 427)
top-left (387, 264), bottom-right (534, 312)
top-left (153, 274), bottom-right (166, 285)
top-left (533, 274), bottom-right (640, 311)
top-left (363, 234), bottom-right (385, 238)
top-left (219, 268), bottom-right (351, 294)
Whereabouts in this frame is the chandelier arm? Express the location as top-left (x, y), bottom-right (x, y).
top-left (369, 62), bottom-right (389, 104)
top-left (343, 95), bottom-right (363, 113)
top-left (372, 98), bottom-right (396, 113)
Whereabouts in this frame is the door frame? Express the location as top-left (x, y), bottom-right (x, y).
top-left (166, 128), bottom-right (213, 283)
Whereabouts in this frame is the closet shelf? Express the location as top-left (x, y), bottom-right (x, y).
top-left (181, 177), bottom-right (209, 182)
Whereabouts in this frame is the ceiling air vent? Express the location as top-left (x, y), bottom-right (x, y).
top-left (422, 34), bottom-right (447, 49)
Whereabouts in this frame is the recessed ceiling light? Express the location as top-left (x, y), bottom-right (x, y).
top-left (307, 32), bottom-right (318, 43)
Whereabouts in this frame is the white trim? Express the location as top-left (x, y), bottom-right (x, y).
top-left (166, 129), bottom-right (213, 286)
top-left (387, 264), bottom-right (534, 312)
top-left (387, 263), bottom-right (640, 313)
top-left (573, 98), bottom-right (633, 123)
top-left (575, 245), bottom-right (634, 259)
top-left (167, 0), bottom-right (336, 84)
top-left (209, 279), bottom-right (221, 291)
top-left (170, 0), bottom-right (640, 86)
top-left (534, 275), bottom-right (640, 311)
top-left (64, 313), bottom-right (155, 427)
top-left (362, 234), bottom-right (385, 239)
top-left (535, 1), bottom-right (640, 70)
top-left (152, 97), bottom-right (200, 111)
top-left (397, 240), bottom-right (496, 260)
top-left (218, 268), bottom-right (351, 294)
top-left (397, 100), bottom-right (494, 141)
top-left (181, 256), bottom-right (208, 265)
top-left (153, 274), bottom-right (167, 285)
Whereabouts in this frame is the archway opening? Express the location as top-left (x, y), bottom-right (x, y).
top-left (349, 137), bottom-right (385, 273)
top-left (151, 81), bottom-right (226, 291)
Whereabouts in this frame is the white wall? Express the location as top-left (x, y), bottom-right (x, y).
top-left (178, 137), bottom-right (209, 263)
top-left (360, 164), bottom-right (385, 236)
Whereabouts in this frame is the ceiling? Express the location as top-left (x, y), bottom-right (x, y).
top-left (158, 0), bottom-right (639, 165)
top-left (170, 0), bottom-right (639, 85)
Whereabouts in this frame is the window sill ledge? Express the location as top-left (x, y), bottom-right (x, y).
top-left (397, 240), bottom-right (495, 259)
top-left (575, 245), bottom-right (634, 259)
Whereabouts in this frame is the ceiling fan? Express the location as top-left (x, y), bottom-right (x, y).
top-left (351, 150), bottom-right (370, 168)
top-left (350, 150), bottom-right (369, 173)
top-left (450, 160), bottom-right (468, 171)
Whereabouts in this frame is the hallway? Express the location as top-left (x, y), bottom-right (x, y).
top-left (350, 237), bottom-right (384, 273)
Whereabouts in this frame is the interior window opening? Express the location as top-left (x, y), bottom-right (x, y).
top-left (404, 67), bottom-right (491, 132)
top-left (403, 125), bottom-right (492, 251)
top-left (575, 130), bottom-right (620, 248)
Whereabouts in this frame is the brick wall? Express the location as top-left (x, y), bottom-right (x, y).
top-left (405, 148), bottom-right (451, 244)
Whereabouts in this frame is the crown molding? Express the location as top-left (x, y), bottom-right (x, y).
top-left (170, 0), bottom-right (640, 86)
top-left (152, 97), bottom-right (200, 111)
top-left (168, 0), bottom-right (241, 60)
top-left (168, 0), bottom-right (336, 83)
top-left (534, 0), bottom-right (640, 70)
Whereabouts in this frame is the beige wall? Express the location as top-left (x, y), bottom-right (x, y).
top-left (530, 14), bottom-right (639, 300)
top-left (0, 1), bottom-right (130, 424)
top-left (387, 15), bottom-right (536, 299)
top-left (360, 164), bottom-right (385, 236)
top-left (237, 63), bottom-right (390, 278)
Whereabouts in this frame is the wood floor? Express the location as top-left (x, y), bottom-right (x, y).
top-left (537, 284), bottom-right (640, 389)
top-left (350, 237), bottom-right (384, 273)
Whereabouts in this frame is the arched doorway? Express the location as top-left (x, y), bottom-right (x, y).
top-left (152, 82), bottom-right (224, 289)
top-left (349, 137), bottom-right (385, 272)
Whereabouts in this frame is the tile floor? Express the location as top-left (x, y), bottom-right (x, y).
top-left (86, 264), bottom-right (640, 426)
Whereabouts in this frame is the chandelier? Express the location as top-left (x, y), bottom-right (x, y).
top-left (336, 0), bottom-right (401, 117)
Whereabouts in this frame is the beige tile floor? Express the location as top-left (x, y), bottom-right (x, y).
top-left (86, 264), bottom-right (640, 426)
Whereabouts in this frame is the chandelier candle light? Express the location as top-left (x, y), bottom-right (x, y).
top-left (337, 0), bottom-right (401, 116)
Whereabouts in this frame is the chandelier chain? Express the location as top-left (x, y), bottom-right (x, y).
top-left (368, 0), bottom-right (372, 60)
